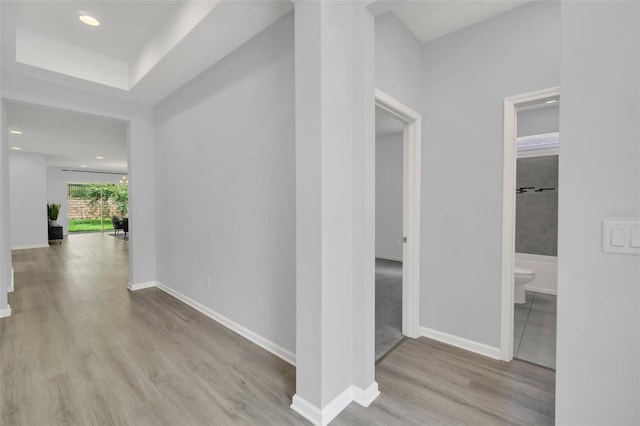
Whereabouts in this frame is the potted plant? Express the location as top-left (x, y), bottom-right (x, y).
top-left (47, 203), bottom-right (61, 226)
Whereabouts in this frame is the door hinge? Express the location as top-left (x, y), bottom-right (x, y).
top-left (403, 236), bottom-right (407, 243)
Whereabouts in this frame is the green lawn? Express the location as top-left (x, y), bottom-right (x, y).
top-left (68, 218), bottom-right (114, 233)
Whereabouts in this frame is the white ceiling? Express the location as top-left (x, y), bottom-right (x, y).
top-left (0, 0), bottom-right (533, 105)
top-left (2, 0), bottom-right (532, 173)
top-left (7, 101), bottom-right (128, 173)
top-left (16, 1), bottom-right (181, 62)
top-left (1, 0), bottom-right (293, 172)
top-left (392, 0), bottom-right (530, 44)
top-left (1, 1), bottom-right (294, 105)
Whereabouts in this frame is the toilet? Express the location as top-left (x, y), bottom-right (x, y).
top-left (514, 267), bottom-right (535, 304)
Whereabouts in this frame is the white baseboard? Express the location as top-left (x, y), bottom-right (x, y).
top-left (155, 281), bottom-right (296, 366)
top-left (291, 394), bottom-right (323, 426)
top-left (11, 244), bottom-right (49, 250)
top-left (353, 381), bottom-right (380, 407)
top-left (421, 327), bottom-right (500, 360)
top-left (290, 387), bottom-right (349, 426)
top-left (375, 255), bottom-right (403, 262)
top-left (291, 382), bottom-right (380, 426)
top-left (127, 281), bottom-right (157, 291)
top-left (318, 387), bottom-right (354, 425)
top-left (0, 305), bottom-right (11, 318)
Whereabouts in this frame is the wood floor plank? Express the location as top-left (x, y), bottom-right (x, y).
top-left (1, 233), bottom-right (554, 425)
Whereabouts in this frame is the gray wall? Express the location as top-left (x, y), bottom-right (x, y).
top-left (375, 134), bottom-right (403, 260)
top-left (375, 12), bottom-right (422, 111)
top-left (154, 13), bottom-right (296, 353)
top-left (9, 151), bottom-right (48, 249)
top-left (515, 156), bottom-right (558, 256)
top-left (557, 2), bottom-right (640, 424)
top-left (420, 1), bottom-right (561, 346)
top-left (517, 104), bottom-right (559, 137)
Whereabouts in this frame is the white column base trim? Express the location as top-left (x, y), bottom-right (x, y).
top-left (291, 382), bottom-right (379, 426)
top-left (352, 381), bottom-right (380, 407)
top-left (1, 305), bottom-right (12, 318)
top-left (127, 281), bottom-right (157, 291)
top-left (291, 387), bottom-right (350, 426)
top-left (291, 394), bottom-right (323, 426)
top-left (421, 327), bottom-right (500, 360)
top-left (155, 281), bottom-right (296, 366)
top-left (12, 244), bottom-right (49, 250)
top-left (8, 266), bottom-right (14, 293)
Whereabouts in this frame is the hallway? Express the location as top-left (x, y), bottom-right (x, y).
top-left (2, 234), bottom-right (555, 425)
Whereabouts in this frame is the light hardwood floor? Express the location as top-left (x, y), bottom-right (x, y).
top-left (2, 233), bottom-right (554, 425)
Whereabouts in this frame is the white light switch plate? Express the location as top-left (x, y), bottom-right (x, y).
top-left (602, 220), bottom-right (640, 255)
top-left (610, 228), bottom-right (626, 247)
top-left (631, 228), bottom-right (640, 248)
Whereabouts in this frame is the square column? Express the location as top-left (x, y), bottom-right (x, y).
top-left (292, 1), bottom-right (378, 424)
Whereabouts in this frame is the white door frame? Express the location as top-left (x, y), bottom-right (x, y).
top-left (375, 89), bottom-right (421, 338)
top-left (500, 87), bottom-right (560, 360)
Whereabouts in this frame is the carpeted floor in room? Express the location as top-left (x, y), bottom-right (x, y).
top-left (375, 258), bottom-right (403, 360)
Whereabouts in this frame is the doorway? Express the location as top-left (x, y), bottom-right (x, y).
top-left (512, 102), bottom-right (559, 369)
top-left (374, 90), bottom-right (421, 354)
top-left (4, 99), bottom-right (132, 288)
top-left (375, 106), bottom-right (404, 359)
top-left (500, 87), bottom-right (560, 363)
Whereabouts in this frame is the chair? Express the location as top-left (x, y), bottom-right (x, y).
top-left (112, 216), bottom-right (124, 234)
top-left (121, 217), bottom-right (129, 239)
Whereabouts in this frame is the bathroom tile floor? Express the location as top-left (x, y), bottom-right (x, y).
top-left (514, 290), bottom-right (556, 369)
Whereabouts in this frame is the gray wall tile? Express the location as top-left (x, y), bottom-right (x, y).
top-left (516, 155), bottom-right (558, 256)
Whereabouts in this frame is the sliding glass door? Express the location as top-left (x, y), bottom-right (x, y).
top-left (67, 182), bottom-right (128, 233)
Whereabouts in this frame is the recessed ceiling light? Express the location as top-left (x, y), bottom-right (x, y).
top-left (79, 14), bottom-right (100, 27)
top-left (9, 130), bottom-right (22, 135)
top-left (11, 147), bottom-right (21, 150)
top-left (545, 99), bottom-right (558, 104)
top-left (80, 165), bottom-right (87, 168)
top-left (96, 156), bottom-right (104, 159)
